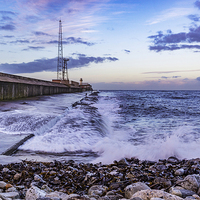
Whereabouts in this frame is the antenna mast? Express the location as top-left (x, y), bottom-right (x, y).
top-left (57, 20), bottom-right (63, 80)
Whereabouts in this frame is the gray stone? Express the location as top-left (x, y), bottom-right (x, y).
top-left (45, 191), bottom-right (69, 200)
top-left (0, 192), bottom-right (19, 200)
top-left (34, 175), bottom-right (45, 183)
top-left (154, 177), bottom-right (172, 188)
top-left (185, 197), bottom-right (196, 200)
top-left (25, 186), bottom-right (46, 200)
top-left (169, 187), bottom-right (196, 198)
top-left (0, 182), bottom-right (7, 189)
top-left (6, 187), bottom-right (17, 193)
top-left (13, 173), bottom-right (21, 181)
top-left (131, 189), bottom-right (183, 200)
top-left (125, 182), bottom-right (151, 199)
top-left (180, 174), bottom-right (200, 193)
top-left (175, 169), bottom-right (184, 176)
top-left (41, 185), bottom-right (53, 194)
top-left (88, 185), bottom-right (108, 197)
top-left (2, 168), bottom-right (9, 173)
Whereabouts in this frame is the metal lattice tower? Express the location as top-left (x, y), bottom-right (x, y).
top-left (63, 58), bottom-right (69, 80)
top-left (57, 20), bottom-right (63, 80)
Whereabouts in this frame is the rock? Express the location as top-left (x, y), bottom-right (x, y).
top-left (175, 169), bottom-right (184, 176)
top-left (0, 182), bottom-right (7, 189)
top-left (13, 173), bottom-right (21, 181)
top-left (88, 185), bottom-right (108, 197)
top-left (185, 197), bottom-right (196, 200)
top-left (167, 157), bottom-right (180, 164)
top-left (169, 187), bottom-right (196, 198)
top-left (125, 182), bottom-right (151, 199)
top-left (180, 174), bottom-right (200, 193)
top-left (45, 191), bottom-right (69, 200)
top-left (2, 168), bottom-right (9, 173)
top-left (6, 187), bottom-right (17, 192)
top-left (34, 175), bottom-right (45, 183)
top-left (154, 177), bottom-right (172, 188)
top-left (25, 186), bottom-right (46, 200)
top-left (193, 194), bottom-right (200, 200)
top-left (131, 189), bottom-right (183, 200)
top-left (5, 184), bottom-right (12, 190)
top-left (0, 192), bottom-right (19, 200)
top-left (41, 185), bottom-right (53, 193)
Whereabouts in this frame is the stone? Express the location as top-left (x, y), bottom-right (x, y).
top-left (41, 185), bottom-right (53, 193)
top-left (34, 175), bottom-right (45, 183)
top-left (125, 182), bottom-right (151, 199)
top-left (0, 182), bottom-right (7, 189)
top-left (131, 189), bottom-right (183, 200)
top-left (5, 184), bottom-right (12, 190)
top-left (13, 173), bottom-right (21, 181)
top-left (180, 174), bottom-right (200, 192)
top-left (175, 169), bottom-right (184, 176)
top-left (88, 185), bottom-right (108, 197)
top-left (0, 192), bottom-right (19, 200)
top-left (169, 187), bottom-right (196, 198)
top-left (2, 168), bottom-right (9, 173)
top-left (6, 187), bottom-right (17, 192)
top-left (45, 191), bottom-right (69, 200)
top-left (154, 177), bottom-right (172, 188)
top-left (25, 186), bottom-right (46, 200)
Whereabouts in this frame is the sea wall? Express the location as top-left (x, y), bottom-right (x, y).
top-left (0, 72), bottom-right (81, 100)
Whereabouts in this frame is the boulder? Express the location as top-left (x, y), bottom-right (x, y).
top-left (88, 185), bottom-right (108, 197)
top-left (0, 182), bottom-right (7, 189)
top-left (25, 186), bottom-right (46, 200)
top-left (180, 175), bottom-right (200, 193)
top-left (0, 192), bottom-right (19, 200)
top-left (131, 189), bottom-right (183, 200)
top-left (169, 186), bottom-right (196, 198)
top-left (125, 182), bottom-right (151, 199)
top-left (174, 169), bottom-right (184, 176)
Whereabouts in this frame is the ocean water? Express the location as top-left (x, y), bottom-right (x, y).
top-left (1, 90), bottom-right (200, 164)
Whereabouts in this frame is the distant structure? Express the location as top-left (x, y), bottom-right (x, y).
top-left (52, 20), bottom-right (92, 92)
top-left (56, 20), bottom-right (69, 81)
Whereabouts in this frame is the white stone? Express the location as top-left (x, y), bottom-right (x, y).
top-left (45, 191), bottom-right (69, 200)
top-left (0, 182), bottom-right (7, 189)
top-left (180, 174), bottom-right (200, 192)
top-left (25, 186), bottom-right (46, 200)
top-left (0, 192), bottom-right (19, 200)
top-left (131, 189), bottom-right (183, 200)
top-left (88, 185), bottom-right (108, 197)
top-left (125, 182), bottom-right (151, 199)
top-left (175, 169), bottom-right (184, 176)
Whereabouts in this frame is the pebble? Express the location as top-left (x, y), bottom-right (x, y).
top-left (1, 157), bottom-right (200, 199)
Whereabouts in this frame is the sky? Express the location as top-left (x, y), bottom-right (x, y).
top-left (1, 0), bottom-right (200, 90)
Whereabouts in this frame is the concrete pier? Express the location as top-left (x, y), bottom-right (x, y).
top-left (0, 72), bottom-right (82, 100)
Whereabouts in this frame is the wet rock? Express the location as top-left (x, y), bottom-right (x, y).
top-left (45, 191), bottom-right (69, 199)
top-left (88, 185), bottom-right (108, 197)
top-left (0, 192), bottom-right (19, 200)
top-left (0, 182), bottom-right (7, 189)
top-left (175, 169), bottom-right (184, 176)
top-left (125, 182), bottom-right (151, 199)
top-left (13, 173), bottom-right (21, 181)
top-left (154, 177), bottom-right (172, 188)
top-left (167, 157), bottom-right (180, 164)
top-left (25, 186), bottom-right (46, 200)
top-left (169, 186), bottom-right (196, 198)
top-left (131, 189), bottom-right (183, 200)
top-left (179, 175), bottom-right (200, 193)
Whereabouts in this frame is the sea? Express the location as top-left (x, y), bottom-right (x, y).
top-left (1, 90), bottom-right (200, 164)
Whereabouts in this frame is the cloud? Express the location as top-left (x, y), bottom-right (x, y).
top-left (124, 49), bottom-right (130, 54)
top-left (143, 69), bottom-right (200, 74)
top-left (148, 25), bottom-right (200, 52)
top-left (33, 31), bottom-right (50, 36)
top-left (0, 11), bottom-right (16, 15)
top-left (196, 77), bottom-right (200, 81)
top-left (0, 54), bottom-right (118, 74)
top-left (47, 37), bottom-right (95, 46)
top-left (195, 1), bottom-right (200, 9)
top-left (0, 24), bottom-right (16, 31)
top-left (22, 46), bottom-right (45, 51)
top-left (10, 39), bottom-right (30, 44)
top-left (188, 14), bottom-right (200, 21)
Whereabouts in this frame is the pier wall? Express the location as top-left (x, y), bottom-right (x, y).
top-left (0, 72), bottom-right (82, 100)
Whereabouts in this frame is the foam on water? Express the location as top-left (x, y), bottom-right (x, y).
top-left (2, 90), bottom-right (200, 164)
